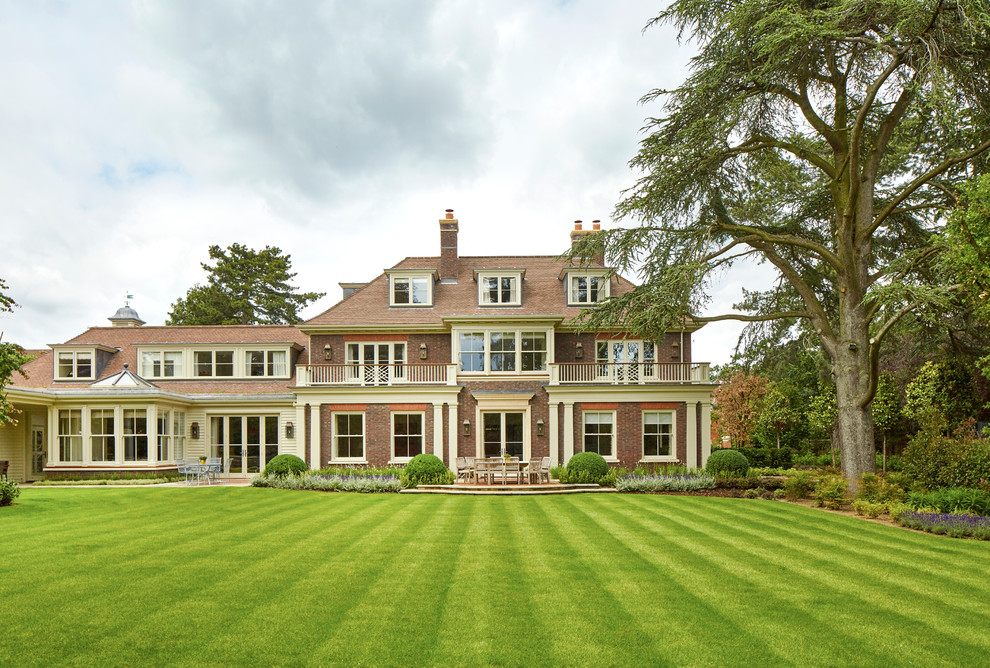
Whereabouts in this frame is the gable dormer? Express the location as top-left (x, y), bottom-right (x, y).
top-left (474, 268), bottom-right (525, 306)
top-left (385, 268), bottom-right (438, 307)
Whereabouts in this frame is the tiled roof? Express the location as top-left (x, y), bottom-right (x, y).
top-left (303, 255), bottom-right (636, 328)
top-left (12, 325), bottom-right (306, 394)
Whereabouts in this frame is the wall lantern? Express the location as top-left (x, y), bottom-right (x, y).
top-left (324, 344), bottom-right (333, 361)
top-left (190, 422), bottom-right (200, 440)
top-left (462, 419), bottom-right (471, 436)
top-left (671, 341), bottom-right (680, 360)
top-left (575, 341), bottom-right (584, 360)
top-left (285, 422), bottom-right (295, 439)
top-left (536, 419), bottom-right (545, 437)
top-left (419, 343), bottom-right (428, 360)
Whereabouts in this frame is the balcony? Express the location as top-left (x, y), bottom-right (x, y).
top-left (296, 363), bottom-right (458, 387)
top-left (548, 362), bottom-right (710, 385)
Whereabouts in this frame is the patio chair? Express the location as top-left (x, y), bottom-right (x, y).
top-left (474, 459), bottom-right (493, 485)
top-left (537, 456), bottom-right (551, 484)
top-left (206, 457), bottom-right (223, 484)
top-left (455, 457), bottom-right (471, 483)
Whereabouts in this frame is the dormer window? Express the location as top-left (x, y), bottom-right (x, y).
top-left (387, 270), bottom-right (436, 307)
top-left (567, 273), bottom-right (609, 305)
top-left (476, 270), bottom-right (523, 306)
top-left (141, 351), bottom-right (183, 378)
top-left (57, 351), bottom-right (93, 379)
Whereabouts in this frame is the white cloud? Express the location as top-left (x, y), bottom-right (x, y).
top-left (0, 0), bottom-right (769, 365)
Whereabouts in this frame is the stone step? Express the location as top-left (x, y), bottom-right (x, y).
top-left (400, 483), bottom-right (616, 496)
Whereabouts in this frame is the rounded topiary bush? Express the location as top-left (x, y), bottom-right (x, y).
top-left (403, 454), bottom-right (454, 486)
top-left (705, 449), bottom-right (750, 477)
top-left (263, 454), bottom-right (307, 478)
top-left (565, 451), bottom-right (610, 483)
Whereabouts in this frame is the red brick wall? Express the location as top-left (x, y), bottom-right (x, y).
top-left (319, 402), bottom-right (435, 467)
top-left (309, 333), bottom-right (451, 365)
top-left (455, 381), bottom-right (548, 458)
top-left (554, 333), bottom-right (596, 364)
top-left (572, 401), bottom-right (688, 469)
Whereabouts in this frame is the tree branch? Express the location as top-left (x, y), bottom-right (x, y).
top-left (867, 138), bottom-right (990, 237)
top-left (688, 311), bottom-right (811, 324)
top-left (714, 220), bottom-right (844, 271)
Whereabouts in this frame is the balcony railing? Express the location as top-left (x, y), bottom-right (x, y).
top-left (549, 362), bottom-right (710, 385)
top-left (297, 363), bottom-right (458, 387)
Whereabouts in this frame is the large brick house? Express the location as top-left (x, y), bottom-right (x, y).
top-left (0, 212), bottom-right (714, 481)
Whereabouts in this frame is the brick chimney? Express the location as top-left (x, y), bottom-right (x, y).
top-left (439, 209), bottom-right (458, 282)
top-left (569, 220), bottom-right (605, 265)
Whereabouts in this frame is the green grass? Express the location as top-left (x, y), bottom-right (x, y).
top-left (2, 489), bottom-right (989, 666)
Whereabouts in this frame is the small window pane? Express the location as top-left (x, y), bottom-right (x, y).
top-left (76, 354), bottom-right (92, 378)
top-left (394, 278), bottom-right (410, 304)
top-left (411, 277), bottom-right (429, 304)
top-left (248, 351), bottom-right (265, 377)
top-left (195, 351), bottom-right (213, 377)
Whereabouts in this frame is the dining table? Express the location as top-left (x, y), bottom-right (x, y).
top-left (474, 458), bottom-right (534, 485)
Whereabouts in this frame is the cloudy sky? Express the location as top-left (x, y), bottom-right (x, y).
top-left (0, 0), bottom-right (770, 364)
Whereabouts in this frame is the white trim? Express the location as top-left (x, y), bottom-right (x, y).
top-left (447, 402), bottom-right (458, 466)
top-left (581, 410), bottom-right (618, 462)
top-left (641, 410), bottom-right (677, 462)
top-left (548, 401), bottom-right (559, 468)
top-left (476, 271), bottom-right (523, 306)
top-left (451, 327), bottom-right (551, 376)
top-left (391, 410), bottom-right (426, 462)
top-left (686, 402), bottom-right (698, 469)
top-left (330, 411), bottom-right (365, 463)
top-left (700, 401), bottom-right (712, 469)
top-left (563, 270), bottom-right (610, 306)
top-left (309, 405), bottom-right (321, 469)
top-left (54, 349), bottom-right (95, 380)
top-left (563, 403), bottom-right (574, 463)
top-left (388, 272), bottom-right (435, 307)
top-left (432, 404), bottom-right (444, 464)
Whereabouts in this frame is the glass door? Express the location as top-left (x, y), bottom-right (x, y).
top-left (597, 341), bottom-right (641, 382)
top-left (210, 416), bottom-right (279, 475)
top-left (29, 423), bottom-right (46, 479)
top-left (347, 343), bottom-right (400, 385)
top-left (482, 412), bottom-right (525, 458)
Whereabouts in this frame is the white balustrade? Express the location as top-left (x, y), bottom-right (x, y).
top-left (296, 363), bottom-right (450, 387)
top-left (547, 362), bottom-right (711, 385)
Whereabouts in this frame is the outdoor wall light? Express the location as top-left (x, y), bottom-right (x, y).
top-left (191, 422), bottom-right (200, 440)
top-left (324, 344), bottom-right (333, 361)
top-left (462, 419), bottom-right (471, 436)
top-left (285, 422), bottom-right (295, 439)
top-left (575, 341), bottom-right (584, 359)
top-left (419, 343), bottom-right (428, 359)
top-left (536, 419), bottom-right (545, 436)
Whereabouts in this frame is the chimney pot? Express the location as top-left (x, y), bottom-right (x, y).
top-left (574, 220), bottom-right (583, 230)
top-left (445, 209), bottom-right (454, 220)
top-left (592, 221), bottom-right (601, 230)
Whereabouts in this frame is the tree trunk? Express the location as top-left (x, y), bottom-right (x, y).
top-left (833, 340), bottom-right (876, 493)
top-left (882, 431), bottom-right (887, 475)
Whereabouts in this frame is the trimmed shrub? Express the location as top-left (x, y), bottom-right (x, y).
top-left (705, 449), bottom-right (750, 477)
top-left (263, 454), bottom-right (307, 478)
top-left (402, 454), bottom-right (454, 487)
top-left (0, 479), bottom-right (20, 506)
top-left (853, 499), bottom-right (889, 518)
top-left (772, 488), bottom-right (786, 500)
top-left (813, 477), bottom-right (849, 510)
top-left (903, 421), bottom-right (990, 489)
top-left (566, 452), bottom-right (609, 479)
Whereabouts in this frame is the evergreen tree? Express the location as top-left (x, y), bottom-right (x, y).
top-left (167, 244), bottom-right (325, 326)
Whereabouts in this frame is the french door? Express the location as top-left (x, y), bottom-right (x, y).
top-left (346, 343), bottom-right (405, 385)
top-left (596, 340), bottom-right (656, 382)
top-left (210, 415), bottom-right (279, 474)
top-left (482, 412), bottom-right (524, 458)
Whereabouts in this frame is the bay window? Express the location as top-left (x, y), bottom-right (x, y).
top-left (91, 409), bottom-right (115, 462)
top-left (123, 409), bottom-right (148, 461)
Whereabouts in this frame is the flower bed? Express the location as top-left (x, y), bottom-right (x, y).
top-left (894, 509), bottom-right (990, 540)
top-left (615, 473), bottom-right (717, 493)
top-left (252, 472), bottom-right (402, 493)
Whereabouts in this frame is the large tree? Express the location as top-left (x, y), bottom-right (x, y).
top-left (167, 244), bottom-right (325, 325)
top-left (576, 0), bottom-right (990, 485)
top-left (0, 279), bottom-right (32, 427)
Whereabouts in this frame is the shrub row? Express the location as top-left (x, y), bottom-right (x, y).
top-left (903, 423), bottom-right (990, 489)
top-left (252, 472), bottom-right (402, 493)
top-left (615, 473), bottom-right (717, 493)
top-left (723, 447), bottom-right (793, 469)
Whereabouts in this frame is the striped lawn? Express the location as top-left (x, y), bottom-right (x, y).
top-left (2, 488), bottom-right (989, 666)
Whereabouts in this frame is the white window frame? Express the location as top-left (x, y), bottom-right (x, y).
top-left (331, 412), bottom-right (366, 463)
top-left (193, 350), bottom-right (235, 378)
top-left (90, 408), bottom-right (116, 463)
top-left (245, 350), bottom-right (289, 378)
top-left (55, 350), bottom-right (94, 379)
top-left (477, 272), bottom-right (522, 306)
top-left (566, 272), bottom-right (610, 306)
top-left (140, 351), bottom-right (183, 378)
top-left (642, 411), bottom-right (677, 462)
top-left (389, 274), bottom-right (433, 307)
top-left (453, 328), bottom-right (552, 375)
top-left (582, 410), bottom-right (617, 461)
top-left (391, 411), bottom-right (425, 463)
top-left (58, 408), bottom-right (83, 462)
